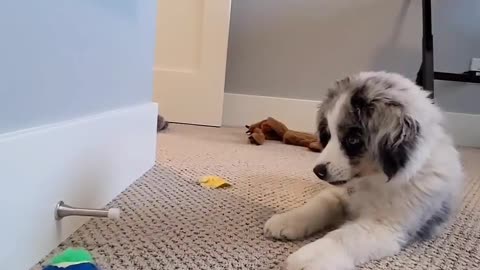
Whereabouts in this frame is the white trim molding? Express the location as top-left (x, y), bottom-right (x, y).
top-left (223, 93), bottom-right (321, 133)
top-left (222, 93), bottom-right (480, 147)
top-left (0, 102), bottom-right (158, 270)
top-left (444, 112), bottom-right (480, 147)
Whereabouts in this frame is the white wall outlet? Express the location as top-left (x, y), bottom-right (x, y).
top-left (470, 58), bottom-right (480, 71)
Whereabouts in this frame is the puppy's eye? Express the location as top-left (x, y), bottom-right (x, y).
top-left (347, 136), bottom-right (360, 145)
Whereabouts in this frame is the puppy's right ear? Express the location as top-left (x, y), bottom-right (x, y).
top-left (335, 76), bottom-right (351, 89)
top-left (378, 115), bottom-right (420, 180)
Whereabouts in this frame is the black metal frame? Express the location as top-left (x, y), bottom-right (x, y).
top-left (416, 0), bottom-right (480, 98)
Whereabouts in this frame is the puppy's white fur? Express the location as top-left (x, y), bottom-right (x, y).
top-left (264, 72), bottom-right (463, 270)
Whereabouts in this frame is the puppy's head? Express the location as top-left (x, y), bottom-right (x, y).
top-left (314, 72), bottom-right (432, 184)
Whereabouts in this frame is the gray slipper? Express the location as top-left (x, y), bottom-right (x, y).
top-left (157, 115), bottom-right (169, 132)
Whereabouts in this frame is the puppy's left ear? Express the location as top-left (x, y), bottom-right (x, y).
top-left (378, 115), bottom-right (420, 180)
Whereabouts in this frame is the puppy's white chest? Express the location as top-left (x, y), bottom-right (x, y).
top-left (344, 176), bottom-right (392, 218)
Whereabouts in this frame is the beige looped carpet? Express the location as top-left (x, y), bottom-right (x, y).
top-left (35, 124), bottom-right (480, 270)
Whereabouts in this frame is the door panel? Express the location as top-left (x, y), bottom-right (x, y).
top-left (153, 0), bottom-right (231, 126)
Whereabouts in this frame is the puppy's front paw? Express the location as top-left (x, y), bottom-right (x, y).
top-left (285, 240), bottom-right (354, 270)
top-left (285, 246), bottom-right (316, 270)
top-left (264, 212), bottom-right (310, 240)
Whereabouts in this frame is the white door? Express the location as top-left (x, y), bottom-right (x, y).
top-left (153, 0), bottom-right (231, 126)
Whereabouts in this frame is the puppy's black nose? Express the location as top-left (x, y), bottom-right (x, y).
top-left (313, 164), bottom-right (328, 179)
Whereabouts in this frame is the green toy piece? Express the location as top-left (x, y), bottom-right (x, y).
top-left (50, 248), bottom-right (93, 264)
top-left (45, 248), bottom-right (96, 269)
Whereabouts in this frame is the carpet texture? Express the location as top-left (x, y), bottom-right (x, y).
top-left (34, 124), bottom-right (480, 270)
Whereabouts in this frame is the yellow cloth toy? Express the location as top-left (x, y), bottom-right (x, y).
top-left (199, 176), bottom-right (231, 188)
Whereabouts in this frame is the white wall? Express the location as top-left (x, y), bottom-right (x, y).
top-left (226, 0), bottom-right (422, 100)
top-left (225, 0), bottom-right (480, 114)
top-left (0, 1), bottom-right (158, 269)
top-left (0, 0), bottom-right (157, 133)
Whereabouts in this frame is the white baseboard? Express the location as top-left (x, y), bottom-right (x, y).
top-left (444, 112), bottom-right (480, 147)
top-left (0, 102), bottom-right (157, 270)
top-left (223, 93), bottom-right (321, 133)
top-left (222, 93), bottom-right (480, 147)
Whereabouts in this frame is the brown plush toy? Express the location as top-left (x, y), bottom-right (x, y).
top-left (245, 117), bottom-right (323, 152)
